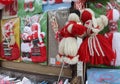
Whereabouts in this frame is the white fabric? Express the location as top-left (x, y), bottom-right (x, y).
top-left (113, 32), bottom-right (120, 66)
top-left (113, 9), bottom-right (120, 22)
top-left (77, 37), bottom-right (82, 49)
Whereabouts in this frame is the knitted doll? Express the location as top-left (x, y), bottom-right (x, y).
top-left (24, 0), bottom-right (34, 12)
top-left (31, 23), bottom-right (47, 63)
top-left (56, 10), bottom-right (87, 65)
top-left (0, 20), bottom-right (20, 60)
top-left (21, 26), bottom-right (32, 61)
top-left (105, 2), bottom-right (120, 66)
top-left (78, 8), bottom-right (116, 66)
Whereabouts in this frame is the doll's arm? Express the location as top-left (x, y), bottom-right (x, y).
top-left (71, 24), bottom-right (87, 37)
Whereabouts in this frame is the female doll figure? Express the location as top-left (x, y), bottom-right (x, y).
top-left (56, 10), bottom-right (87, 65)
top-left (78, 9), bottom-right (116, 66)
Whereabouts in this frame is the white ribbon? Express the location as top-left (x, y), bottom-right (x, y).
top-left (88, 35), bottom-right (105, 56)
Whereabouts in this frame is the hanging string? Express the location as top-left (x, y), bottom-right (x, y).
top-left (57, 61), bottom-right (65, 84)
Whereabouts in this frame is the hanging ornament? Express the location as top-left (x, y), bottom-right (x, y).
top-left (0, 3), bottom-right (5, 9)
top-left (0, 0), bottom-right (14, 5)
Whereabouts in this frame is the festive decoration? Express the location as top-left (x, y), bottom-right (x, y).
top-left (105, 2), bottom-right (120, 66)
top-left (78, 8), bottom-right (116, 66)
top-left (30, 22), bottom-right (47, 62)
top-left (0, 18), bottom-right (20, 61)
top-left (56, 9), bottom-right (87, 65)
top-left (21, 26), bottom-right (32, 61)
top-left (20, 13), bottom-right (47, 64)
top-left (18, 0), bottom-right (42, 17)
top-left (2, 0), bottom-right (18, 19)
top-left (24, 0), bottom-right (35, 12)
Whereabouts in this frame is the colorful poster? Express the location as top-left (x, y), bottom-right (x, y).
top-left (2, 0), bottom-right (18, 19)
top-left (0, 18), bottom-right (20, 61)
top-left (18, 0), bottom-right (42, 17)
top-left (20, 13), bottom-right (47, 65)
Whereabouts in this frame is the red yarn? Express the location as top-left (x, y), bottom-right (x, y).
top-left (81, 10), bottom-right (92, 24)
top-left (78, 34), bottom-right (116, 66)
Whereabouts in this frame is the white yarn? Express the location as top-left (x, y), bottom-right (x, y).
top-left (88, 35), bottom-right (105, 56)
top-left (64, 37), bottom-right (78, 57)
top-left (58, 38), bottom-right (66, 55)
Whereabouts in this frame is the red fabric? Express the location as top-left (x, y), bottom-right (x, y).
top-left (31, 45), bottom-right (47, 63)
top-left (0, 42), bottom-right (20, 60)
top-left (106, 9), bottom-right (113, 21)
top-left (72, 24), bottom-right (87, 36)
top-left (81, 10), bottom-right (92, 24)
top-left (78, 34), bottom-right (116, 66)
top-left (59, 21), bottom-right (76, 38)
top-left (55, 0), bottom-right (62, 3)
top-left (59, 21), bottom-right (87, 38)
top-left (105, 32), bottom-right (113, 47)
